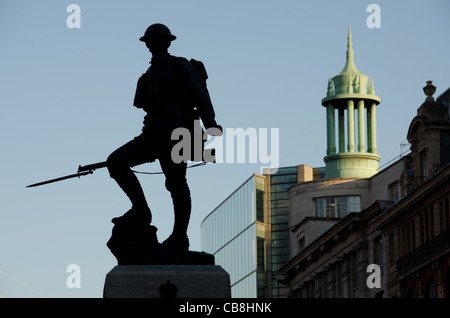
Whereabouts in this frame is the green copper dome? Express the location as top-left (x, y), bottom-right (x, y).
top-left (323, 26), bottom-right (380, 105)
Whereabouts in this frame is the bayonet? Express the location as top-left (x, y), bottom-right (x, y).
top-left (26, 161), bottom-right (107, 188)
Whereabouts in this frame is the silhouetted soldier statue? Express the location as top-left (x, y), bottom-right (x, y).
top-left (106, 23), bottom-right (222, 252)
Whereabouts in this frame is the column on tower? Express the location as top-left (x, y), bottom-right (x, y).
top-left (357, 100), bottom-right (366, 152)
top-left (347, 99), bottom-right (355, 152)
top-left (368, 102), bottom-right (377, 153)
top-left (367, 109), bottom-right (372, 152)
top-left (326, 104), bottom-right (336, 155)
top-left (338, 108), bottom-right (345, 153)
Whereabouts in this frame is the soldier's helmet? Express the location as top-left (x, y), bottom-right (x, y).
top-left (139, 23), bottom-right (177, 42)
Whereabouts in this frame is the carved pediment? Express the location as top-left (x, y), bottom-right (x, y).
top-left (407, 117), bottom-right (425, 145)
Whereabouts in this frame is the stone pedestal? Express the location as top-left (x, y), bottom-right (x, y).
top-left (103, 265), bottom-right (231, 298)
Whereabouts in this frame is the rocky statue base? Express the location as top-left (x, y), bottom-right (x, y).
top-left (106, 223), bottom-right (215, 265)
top-left (103, 223), bottom-right (231, 298)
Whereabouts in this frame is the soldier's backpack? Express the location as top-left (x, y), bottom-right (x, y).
top-left (189, 58), bottom-right (208, 85)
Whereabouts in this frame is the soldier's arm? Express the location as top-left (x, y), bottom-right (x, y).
top-left (133, 73), bottom-right (148, 109)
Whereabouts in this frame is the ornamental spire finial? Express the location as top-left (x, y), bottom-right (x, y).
top-left (347, 25), bottom-right (353, 57)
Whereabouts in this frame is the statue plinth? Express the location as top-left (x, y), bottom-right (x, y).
top-left (104, 223), bottom-right (231, 298)
top-left (103, 265), bottom-right (231, 298)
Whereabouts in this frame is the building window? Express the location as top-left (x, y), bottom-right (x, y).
top-left (314, 196), bottom-right (361, 218)
top-left (373, 236), bottom-right (383, 272)
top-left (298, 237), bottom-right (305, 253)
top-left (256, 189), bottom-right (265, 223)
top-left (401, 219), bottom-right (416, 256)
top-left (256, 237), bottom-right (266, 298)
top-left (420, 207), bottom-right (435, 244)
top-left (389, 232), bottom-right (395, 267)
top-left (425, 278), bottom-right (436, 298)
top-left (351, 254), bottom-right (359, 293)
top-left (420, 149), bottom-right (428, 178)
top-left (446, 196), bottom-right (450, 230)
top-left (445, 267), bottom-right (450, 298)
top-left (388, 181), bottom-right (399, 202)
top-left (257, 237), bottom-right (265, 271)
top-left (322, 272), bottom-right (329, 298)
top-left (439, 196), bottom-right (450, 233)
top-left (336, 263), bottom-right (343, 297)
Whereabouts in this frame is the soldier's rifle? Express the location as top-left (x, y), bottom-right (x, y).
top-left (26, 160), bottom-right (208, 188)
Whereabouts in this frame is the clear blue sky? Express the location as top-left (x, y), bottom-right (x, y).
top-left (0, 0), bottom-right (449, 297)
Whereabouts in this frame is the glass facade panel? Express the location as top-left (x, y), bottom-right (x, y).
top-left (201, 166), bottom-right (296, 298)
top-left (201, 176), bottom-right (260, 297)
top-left (202, 176), bottom-right (256, 255)
top-left (268, 166), bottom-right (297, 297)
top-left (213, 225), bottom-right (256, 288)
top-left (256, 175), bottom-right (265, 223)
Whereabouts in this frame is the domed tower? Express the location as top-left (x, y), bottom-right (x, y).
top-left (321, 26), bottom-right (381, 178)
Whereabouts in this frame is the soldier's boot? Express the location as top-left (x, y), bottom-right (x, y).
top-left (110, 171), bottom-right (152, 226)
top-left (112, 206), bottom-right (152, 226)
top-left (161, 233), bottom-right (189, 252)
top-left (161, 187), bottom-right (191, 251)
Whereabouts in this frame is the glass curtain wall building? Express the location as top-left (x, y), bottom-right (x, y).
top-left (201, 166), bottom-right (298, 298)
top-left (269, 166), bottom-right (297, 297)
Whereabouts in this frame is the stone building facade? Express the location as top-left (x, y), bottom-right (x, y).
top-left (277, 83), bottom-right (450, 297)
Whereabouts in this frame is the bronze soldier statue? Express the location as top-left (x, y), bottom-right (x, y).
top-left (106, 23), bottom-right (222, 252)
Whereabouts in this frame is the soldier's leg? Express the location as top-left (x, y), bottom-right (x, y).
top-left (158, 146), bottom-right (191, 250)
top-left (106, 136), bottom-right (155, 224)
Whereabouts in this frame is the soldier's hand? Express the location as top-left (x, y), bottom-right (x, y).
top-left (141, 125), bottom-right (149, 140)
